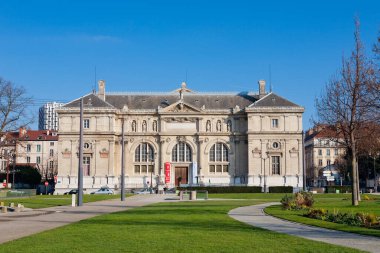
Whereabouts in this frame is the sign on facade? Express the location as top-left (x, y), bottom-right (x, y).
top-left (165, 162), bottom-right (171, 183)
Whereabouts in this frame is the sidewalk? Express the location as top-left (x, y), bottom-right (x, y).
top-left (0, 194), bottom-right (176, 244)
top-left (229, 202), bottom-right (380, 253)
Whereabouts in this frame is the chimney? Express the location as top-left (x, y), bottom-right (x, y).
top-left (19, 127), bottom-right (27, 138)
top-left (258, 80), bottom-right (266, 98)
top-left (98, 80), bottom-right (106, 101)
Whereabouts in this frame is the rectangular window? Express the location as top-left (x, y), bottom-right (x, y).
top-left (326, 149), bottom-right (330, 156)
top-left (272, 156), bottom-right (280, 175)
top-left (83, 157), bottom-right (90, 176)
top-left (83, 119), bottom-right (90, 129)
top-left (37, 145), bottom-right (41, 152)
top-left (216, 165), bottom-right (222, 173)
top-left (318, 159), bottom-right (323, 166)
top-left (50, 142), bottom-right (54, 146)
top-left (141, 165), bottom-right (147, 173)
top-left (26, 156), bottom-right (31, 163)
top-left (334, 149), bottom-right (338, 156)
top-left (223, 165), bottom-right (229, 173)
top-left (36, 156), bottom-right (41, 164)
top-left (50, 149), bottom-right (54, 157)
top-left (271, 119), bottom-right (279, 128)
top-left (27, 144), bottom-right (31, 152)
top-left (148, 165), bottom-right (154, 173)
top-left (49, 161), bottom-right (54, 169)
top-left (209, 165), bottom-right (215, 173)
top-left (318, 149), bottom-right (322, 156)
top-left (327, 159), bottom-right (331, 166)
top-left (134, 165), bottom-right (140, 173)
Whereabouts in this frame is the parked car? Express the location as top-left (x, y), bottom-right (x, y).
top-left (133, 188), bottom-right (153, 194)
top-left (90, 187), bottom-right (114, 195)
top-left (64, 189), bottom-right (79, 195)
top-left (165, 188), bottom-right (176, 194)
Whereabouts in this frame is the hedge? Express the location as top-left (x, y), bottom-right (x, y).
top-left (268, 186), bottom-right (293, 193)
top-left (177, 186), bottom-right (262, 193)
top-left (325, 185), bottom-right (352, 193)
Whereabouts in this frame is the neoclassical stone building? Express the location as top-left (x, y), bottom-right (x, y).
top-left (55, 80), bottom-right (304, 192)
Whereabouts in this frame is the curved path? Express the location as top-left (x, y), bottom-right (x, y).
top-left (229, 202), bottom-right (380, 253)
top-left (0, 194), bottom-right (177, 244)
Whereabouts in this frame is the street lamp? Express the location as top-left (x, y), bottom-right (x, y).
top-left (261, 151), bottom-right (269, 193)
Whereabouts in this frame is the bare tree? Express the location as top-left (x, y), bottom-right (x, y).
top-left (316, 20), bottom-right (380, 206)
top-left (0, 77), bottom-right (33, 133)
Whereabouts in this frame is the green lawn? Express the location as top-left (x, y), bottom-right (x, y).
top-left (265, 194), bottom-right (380, 237)
top-left (0, 194), bottom-right (125, 209)
top-left (0, 200), bottom-right (363, 253)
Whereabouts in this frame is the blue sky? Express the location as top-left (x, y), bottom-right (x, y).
top-left (0, 0), bottom-right (379, 129)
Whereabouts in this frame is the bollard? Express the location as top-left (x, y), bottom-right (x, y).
top-left (190, 191), bottom-right (197, 200)
top-left (179, 191), bottom-right (183, 200)
top-left (9, 202), bottom-right (14, 208)
top-left (15, 206), bottom-right (20, 212)
top-left (0, 201), bottom-right (4, 206)
top-left (1, 206), bottom-right (7, 213)
top-left (72, 194), bottom-right (76, 207)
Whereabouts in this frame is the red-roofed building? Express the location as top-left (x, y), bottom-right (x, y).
top-left (0, 128), bottom-right (58, 184)
top-left (304, 125), bottom-right (345, 187)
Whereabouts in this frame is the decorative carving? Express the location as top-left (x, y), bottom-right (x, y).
top-left (142, 120), bottom-right (147, 132)
top-left (122, 105), bottom-right (128, 111)
top-left (152, 120), bottom-right (158, 132)
top-left (226, 120), bottom-right (232, 132)
top-left (130, 138), bottom-right (134, 143)
top-left (216, 120), bottom-right (222, 132)
top-left (176, 136), bottom-right (186, 142)
top-left (205, 137), bottom-right (209, 142)
top-left (206, 120), bottom-right (211, 132)
top-left (99, 148), bottom-right (109, 158)
top-left (166, 137), bottom-right (171, 143)
top-left (62, 149), bottom-right (71, 158)
top-left (131, 120), bottom-right (137, 132)
top-left (162, 117), bottom-right (197, 123)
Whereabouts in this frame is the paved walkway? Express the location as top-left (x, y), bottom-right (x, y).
top-left (0, 194), bottom-right (176, 244)
top-left (229, 202), bottom-right (380, 253)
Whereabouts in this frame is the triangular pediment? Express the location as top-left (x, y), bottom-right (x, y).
top-left (161, 101), bottom-right (202, 113)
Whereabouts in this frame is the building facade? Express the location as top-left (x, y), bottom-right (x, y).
top-left (0, 128), bottom-right (58, 187)
top-left (304, 125), bottom-right (345, 186)
top-left (55, 80), bottom-right (304, 192)
top-left (39, 102), bottom-right (64, 131)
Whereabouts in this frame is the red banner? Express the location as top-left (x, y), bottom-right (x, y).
top-left (165, 162), bottom-right (171, 183)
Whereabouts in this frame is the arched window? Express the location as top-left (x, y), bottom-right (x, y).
top-left (172, 142), bottom-right (192, 162)
top-left (134, 143), bottom-right (154, 174)
top-left (209, 143), bottom-right (229, 173)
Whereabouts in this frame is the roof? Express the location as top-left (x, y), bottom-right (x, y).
top-left (304, 125), bottom-right (340, 142)
top-left (1, 130), bottom-right (58, 142)
top-left (249, 93), bottom-right (301, 108)
top-left (64, 93), bottom-right (114, 108)
top-left (64, 92), bottom-right (259, 110)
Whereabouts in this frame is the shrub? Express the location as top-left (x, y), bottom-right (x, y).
top-left (325, 186), bottom-right (352, 193)
top-left (305, 209), bottom-right (379, 228)
top-left (177, 186), bottom-right (262, 193)
top-left (281, 192), bottom-right (314, 210)
top-left (269, 186), bottom-right (293, 193)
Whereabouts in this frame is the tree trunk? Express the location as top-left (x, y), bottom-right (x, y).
top-left (351, 136), bottom-right (359, 206)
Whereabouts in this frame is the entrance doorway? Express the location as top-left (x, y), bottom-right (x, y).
top-left (175, 167), bottom-right (188, 186)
